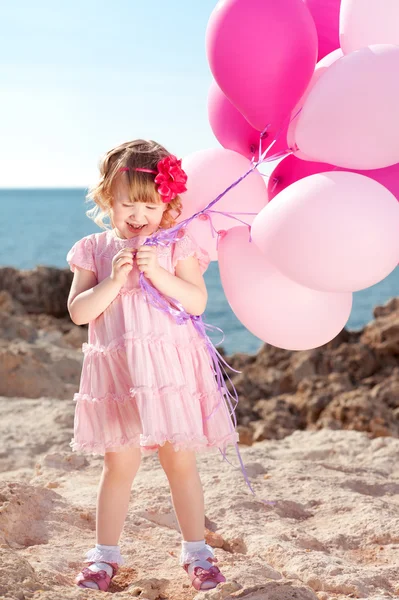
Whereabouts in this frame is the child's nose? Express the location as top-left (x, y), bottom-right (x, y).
top-left (130, 208), bottom-right (144, 219)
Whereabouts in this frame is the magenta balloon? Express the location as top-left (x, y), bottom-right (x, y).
top-left (208, 80), bottom-right (290, 161)
top-left (268, 154), bottom-right (399, 201)
top-left (208, 80), bottom-right (262, 161)
top-left (268, 155), bottom-right (333, 200)
top-left (218, 226), bottom-right (352, 351)
top-left (206, 0), bottom-right (318, 133)
top-left (303, 0), bottom-right (341, 60)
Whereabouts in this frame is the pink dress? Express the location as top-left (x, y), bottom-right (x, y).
top-left (66, 227), bottom-right (239, 457)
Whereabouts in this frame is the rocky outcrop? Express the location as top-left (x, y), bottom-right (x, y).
top-left (1, 267), bottom-right (398, 445)
top-left (1, 267), bottom-right (398, 599)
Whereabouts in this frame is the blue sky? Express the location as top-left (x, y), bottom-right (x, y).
top-left (0, 0), bottom-right (233, 188)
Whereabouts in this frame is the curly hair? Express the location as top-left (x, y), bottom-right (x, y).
top-left (85, 139), bottom-right (183, 230)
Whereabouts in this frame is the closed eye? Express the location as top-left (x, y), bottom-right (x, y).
top-left (122, 203), bottom-right (157, 210)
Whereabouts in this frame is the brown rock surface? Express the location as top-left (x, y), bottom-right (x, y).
top-left (0, 266), bottom-right (399, 599)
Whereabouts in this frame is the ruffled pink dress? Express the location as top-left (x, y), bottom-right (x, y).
top-left (66, 227), bottom-right (239, 457)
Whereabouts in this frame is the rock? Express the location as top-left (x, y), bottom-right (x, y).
top-left (0, 430), bottom-right (397, 599)
top-left (0, 340), bottom-right (82, 399)
top-left (0, 266), bottom-right (73, 317)
top-left (316, 389), bottom-right (399, 437)
top-left (1, 262), bottom-right (399, 597)
top-left (252, 396), bottom-right (305, 440)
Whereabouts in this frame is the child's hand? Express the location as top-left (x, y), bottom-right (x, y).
top-left (110, 248), bottom-right (135, 286)
top-left (136, 245), bottom-right (162, 279)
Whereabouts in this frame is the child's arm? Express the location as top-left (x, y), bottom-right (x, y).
top-left (67, 268), bottom-right (121, 325)
top-left (148, 255), bottom-right (208, 316)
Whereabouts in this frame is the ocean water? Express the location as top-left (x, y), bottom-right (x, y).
top-left (1, 188), bottom-right (398, 355)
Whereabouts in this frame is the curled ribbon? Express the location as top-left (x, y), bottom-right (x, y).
top-left (135, 126), bottom-right (296, 507)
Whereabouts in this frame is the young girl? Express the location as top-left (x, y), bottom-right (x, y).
top-left (66, 139), bottom-right (240, 592)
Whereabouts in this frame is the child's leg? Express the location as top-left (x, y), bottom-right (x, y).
top-left (158, 442), bottom-right (220, 590)
top-left (78, 446), bottom-right (141, 589)
top-left (158, 441), bottom-right (204, 540)
top-left (96, 446), bottom-right (142, 544)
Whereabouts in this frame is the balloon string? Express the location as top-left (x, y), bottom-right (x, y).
top-left (135, 126), bottom-right (293, 506)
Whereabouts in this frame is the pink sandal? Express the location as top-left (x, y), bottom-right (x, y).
top-left (183, 556), bottom-right (226, 591)
top-left (75, 561), bottom-right (119, 591)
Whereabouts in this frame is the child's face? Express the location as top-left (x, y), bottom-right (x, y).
top-left (110, 180), bottom-right (167, 239)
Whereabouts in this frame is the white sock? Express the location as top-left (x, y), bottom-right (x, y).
top-left (181, 540), bottom-right (217, 590)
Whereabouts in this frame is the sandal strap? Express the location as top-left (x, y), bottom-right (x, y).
top-left (183, 557), bottom-right (226, 591)
top-left (76, 568), bottom-right (111, 591)
top-left (76, 562), bottom-right (119, 591)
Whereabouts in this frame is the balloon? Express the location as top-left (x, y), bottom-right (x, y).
top-left (287, 48), bottom-right (343, 159)
top-left (292, 45), bottom-right (399, 169)
top-left (206, 0), bottom-right (318, 132)
top-left (268, 154), bottom-right (399, 201)
top-left (304, 0), bottom-right (341, 60)
top-left (207, 80), bottom-right (262, 161)
top-left (251, 171), bottom-right (399, 292)
top-left (268, 155), bottom-right (333, 200)
top-left (340, 0), bottom-right (399, 54)
top-left (218, 226), bottom-right (352, 351)
top-left (178, 149), bottom-right (268, 261)
top-left (208, 80), bottom-right (290, 161)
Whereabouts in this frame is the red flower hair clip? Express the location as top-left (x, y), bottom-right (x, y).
top-left (120, 154), bottom-right (188, 203)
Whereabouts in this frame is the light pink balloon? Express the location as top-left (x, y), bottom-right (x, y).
top-left (208, 80), bottom-right (289, 161)
top-left (287, 48), bottom-right (343, 159)
top-left (304, 0), bottom-right (341, 60)
top-left (293, 45), bottom-right (399, 169)
top-left (177, 149), bottom-right (268, 261)
top-left (340, 0), bottom-right (399, 54)
top-left (268, 154), bottom-right (399, 201)
top-left (206, 0), bottom-right (318, 133)
top-left (218, 226), bottom-right (352, 351)
top-left (252, 171), bottom-right (399, 292)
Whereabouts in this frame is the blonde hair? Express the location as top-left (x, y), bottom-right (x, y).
top-left (85, 139), bottom-right (183, 230)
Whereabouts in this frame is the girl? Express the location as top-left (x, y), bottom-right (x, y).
top-left (66, 139), bottom-right (240, 592)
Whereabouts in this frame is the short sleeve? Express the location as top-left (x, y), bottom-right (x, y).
top-left (172, 229), bottom-right (211, 274)
top-left (66, 235), bottom-right (97, 277)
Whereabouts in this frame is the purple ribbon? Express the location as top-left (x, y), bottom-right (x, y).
top-left (136, 126), bottom-right (298, 507)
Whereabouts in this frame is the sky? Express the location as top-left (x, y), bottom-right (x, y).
top-left (0, 0), bottom-right (244, 188)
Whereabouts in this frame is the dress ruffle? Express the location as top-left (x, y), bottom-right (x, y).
top-left (69, 384), bottom-right (239, 457)
top-left (66, 228), bottom-right (238, 458)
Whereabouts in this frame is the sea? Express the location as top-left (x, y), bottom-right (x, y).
top-left (1, 188), bottom-right (398, 355)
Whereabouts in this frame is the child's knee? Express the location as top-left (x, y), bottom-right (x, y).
top-left (158, 442), bottom-right (197, 476)
top-left (103, 447), bottom-right (141, 479)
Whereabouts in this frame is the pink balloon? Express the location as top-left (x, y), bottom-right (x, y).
top-left (304, 0), bottom-right (341, 60)
top-left (293, 45), bottom-right (399, 169)
top-left (268, 155), bottom-right (332, 200)
top-left (208, 80), bottom-right (262, 161)
top-left (208, 80), bottom-right (289, 161)
top-left (268, 154), bottom-right (399, 201)
top-left (206, 0), bottom-right (318, 133)
top-left (340, 0), bottom-right (399, 54)
top-left (218, 226), bottom-right (352, 351)
top-left (287, 48), bottom-right (343, 159)
top-left (178, 149), bottom-right (268, 261)
top-left (252, 171), bottom-right (399, 292)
